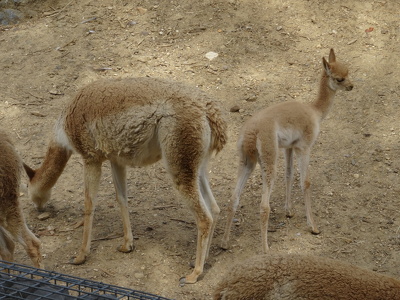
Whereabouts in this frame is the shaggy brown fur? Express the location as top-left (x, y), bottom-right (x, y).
top-left (221, 49), bottom-right (353, 252)
top-left (24, 77), bottom-right (227, 284)
top-left (213, 253), bottom-right (400, 300)
top-left (0, 130), bottom-right (42, 268)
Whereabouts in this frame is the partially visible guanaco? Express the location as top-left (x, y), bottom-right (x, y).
top-left (23, 77), bottom-right (227, 284)
top-left (213, 253), bottom-right (400, 300)
top-left (221, 49), bottom-right (353, 252)
top-left (0, 130), bottom-right (42, 268)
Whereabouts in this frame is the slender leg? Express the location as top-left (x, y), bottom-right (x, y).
top-left (221, 156), bottom-right (256, 250)
top-left (110, 161), bottom-right (134, 253)
top-left (72, 161), bottom-right (102, 265)
top-left (0, 227), bottom-right (15, 262)
top-left (198, 163), bottom-right (220, 259)
top-left (2, 207), bottom-right (42, 268)
top-left (159, 119), bottom-right (215, 284)
top-left (164, 152), bottom-right (212, 284)
top-left (258, 162), bottom-right (275, 253)
top-left (284, 148), bottom-right (295, 217)
top-left (257, 137), bottom-right (277, 253)
top-left (20, 223), bottom-right (43, 268)
top-left (176, 176), bottom-right (212, 285)
top-left (295, 149), bottom-right (320, 234)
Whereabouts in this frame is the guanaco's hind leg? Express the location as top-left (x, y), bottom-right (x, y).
top-left (160, 127), bottom-right (216, 284)
top-left (0, 227), bottom-right (15, 262)
top-left (257, 136), bottom-right (278, 253)
top-left (221, 155), bottom-right (256, 250)
top-left (20, 223), bottom-right (43, 268)
top-left (284, 148), bottom-right (295, 218)
top-left (72, 161), bottom-right (102, 265)
top-left (110, 162), bottom-right (134, 253)
top-left (1, 214), bottom-right (42, 268)
top-left (295, 148), bottom-right (320, 235)
top-left (177, 177), bottom-right (213, 284)
top-left (198, 162), bottom-right (220, 260)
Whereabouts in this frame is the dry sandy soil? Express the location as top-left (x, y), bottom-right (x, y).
top-left (1, 0), bottom-right (400, 299)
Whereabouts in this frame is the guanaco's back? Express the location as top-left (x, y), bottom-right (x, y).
top-left (214, 253), bottom-right (400, 300)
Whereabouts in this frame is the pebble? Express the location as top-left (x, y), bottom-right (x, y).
top-left (230, 105), bottom-right (240, 112)
top-left (205, 51), bottom-right (219, 61)
top-left (245, 94), bottom-right (257, 102)
top-left (37, 212), bottom-right (51, 221)
top-left (134, 272), bottom-right (145, 279)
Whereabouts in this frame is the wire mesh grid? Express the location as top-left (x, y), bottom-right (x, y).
top-left (0, 260), bottom-right (173, 300)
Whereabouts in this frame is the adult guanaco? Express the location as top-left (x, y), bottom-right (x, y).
top-left (0, 130), bottom-right (42, 268)
top-left (24, 77), bottom-right (227, 284)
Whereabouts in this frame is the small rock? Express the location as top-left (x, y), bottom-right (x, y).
top-left (205, 51), bottom-right (218, 61)
top-left (230, 105), bottom-right (240, 112)
top-left (136, 7), bottom-right (147, 14)
top-left (49, 90), bottom-right (63, 95)
top-left (172, 13), bottom-right (183, 21)
top-left (276, 25), bottom-right (282, 31)
top-left (134, 272), bottom-right (145, 279)
top-left (245, 94), bottom-right (257, 102)
top-left (31, 111), bottom-right (46, 117)
top-left (311, 16), bottom-right (316, 23)
top-left (38, 212), bottom-right (51, 221)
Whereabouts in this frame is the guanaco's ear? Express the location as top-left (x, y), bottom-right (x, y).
top-left (328, 48), bottom-right (336, 63)
top-left (322, 57), bottom-right (332, 76)
top-left (23, 162), bottom-right (36, 180)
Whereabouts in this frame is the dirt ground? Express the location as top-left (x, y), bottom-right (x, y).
top-left (1, 0), bottom-right (399, 299)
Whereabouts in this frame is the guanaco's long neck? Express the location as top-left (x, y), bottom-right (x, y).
top-left (312, 72), bottom-right (337, 121)
top-left (32, 140), bottom-right (71, 191)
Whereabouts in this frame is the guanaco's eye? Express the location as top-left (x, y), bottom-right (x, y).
top-left (336, 78), bottom-right (345, 82)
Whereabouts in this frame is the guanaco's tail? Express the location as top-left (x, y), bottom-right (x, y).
top-left (206, 101), bottom-right (227, 153)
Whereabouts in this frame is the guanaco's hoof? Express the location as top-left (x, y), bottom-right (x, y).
top-left (286, 212), bottom-right (294, 218)
top-left (311, 229), bottom-right (321, 235)
top-left (69, 256), bottom-right (86, 265)
top-left (117, 244), bottom-right (134, 253)
top-left (179, 275), bottom-right (198, 286)
top-left (220, 241), bottom-right (229, 250)
top-left (179, 277), bottom-right (186, 287)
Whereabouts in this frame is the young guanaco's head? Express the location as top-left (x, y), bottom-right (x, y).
top-left (23, 163), bottom-right (50, 212)
top-left (323, 48), bottom-right (353, 92)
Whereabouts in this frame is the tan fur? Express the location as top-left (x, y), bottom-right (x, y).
top-left (221, 49), bottom-right (353, 252)
top-left (24, 77), bottom-right (227, 284)
top-left (0, 130), bottom-right (42, 268)
top-left (213, 253), bottom-right (400, 300)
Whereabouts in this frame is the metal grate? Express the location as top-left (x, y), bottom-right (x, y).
top-left (0, 260), bottom-right (173, 300)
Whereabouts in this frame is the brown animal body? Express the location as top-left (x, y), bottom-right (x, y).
top-left (221, 49), bottom-right (354, 252)
top-left (24, 77), bottom-right (227, 284)
top-left (213, 253), bottom-right (400, 300)
top-left (0, 130), bottom-right (42, 268)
